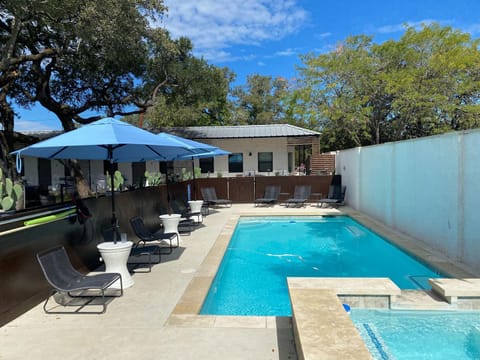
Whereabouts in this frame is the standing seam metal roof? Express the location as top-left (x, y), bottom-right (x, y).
top-left (162, 124), bottom-right (320, 139)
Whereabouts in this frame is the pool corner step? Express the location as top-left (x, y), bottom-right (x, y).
top-left (288, 287), bottom-right (372, 360)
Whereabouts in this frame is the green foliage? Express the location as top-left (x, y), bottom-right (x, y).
top-left (180, 168), bottom-right (192, 181)
top-left (142, 53), bottom-right (234, 127)
top-left (144, 171), bottom-right (163, 186)
top-left (231, 74), bottom-right (289, 125)
top-left (0, 168), bottom-right (23, 211)
top-left (287, 23), bottom-right (480, 151)
top-left (106, 170), bottom-right (124, 191)
top-left (194, 167), bottom-right (202, 178)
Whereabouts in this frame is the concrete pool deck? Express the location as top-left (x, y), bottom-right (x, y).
top-left (0, 203), bottom-right (478, 359)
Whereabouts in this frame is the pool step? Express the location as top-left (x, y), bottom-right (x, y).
top-left (429, 278), bottom-right (480, 304)
top-left (288, 287), bottom-right (372, 360)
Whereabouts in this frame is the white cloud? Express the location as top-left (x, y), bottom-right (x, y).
top-left (14, 120), bottom-right (60, 132)
top-left (376, 19), bottom-right (438, 34)
top-left (274, 48), bottom-right (297, 57)
top-left (315, 32), bottom-right (332, 39)
top-left (161, 0), bottom-right (309, 61)
top-left (374, 19), bottom-right (480, 38)
top-left (461, 23), bottom-right (480, 36)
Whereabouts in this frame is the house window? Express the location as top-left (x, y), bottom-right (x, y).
top-left (228, 153), bottom-right (243, 173)
top-left (199, 157), bottom-right (214, 173)
top-left (258, 152), bottom-right (273, 172)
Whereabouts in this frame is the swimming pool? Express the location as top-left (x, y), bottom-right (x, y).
top-left (200, 216), bottom-right (443, 316)
top-left (351, 309), bottom-right (480, 359)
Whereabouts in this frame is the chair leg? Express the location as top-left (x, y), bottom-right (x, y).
top-left (42, 276), bottom-right (123, 315)
top-left (42, 289), bottom-right (57, 314)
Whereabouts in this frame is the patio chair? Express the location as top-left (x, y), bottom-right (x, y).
top-left (285, 185), bottom-right (311, 207)
top-left (129, 216), bottom-right (179, 254)
top-left (159, 202), bottom-right (196, 235)
top-left (254, 185), bottom-right (281, 207)
top-left (101, 226), bottom-right (161, 272)
top-left (318, 185), bottom-right (347, 208)
top-left (36, 246), bottom-right (123, 314)
top-left (201, 187), bottom-right (232, 207)
top-left (170, 199), bottom-right (202, 225)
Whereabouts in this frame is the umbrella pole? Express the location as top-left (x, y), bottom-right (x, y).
top-left (164, 161), bottom-right (172, 215)
top-left (191, 157), bottom-right (196, 200)
top-left (108, 153), bottom-right (118, 243)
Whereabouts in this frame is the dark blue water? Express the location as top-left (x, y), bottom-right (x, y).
top-left (201, 216), bottom-right (442, 316)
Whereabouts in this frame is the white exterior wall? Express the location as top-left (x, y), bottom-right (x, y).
top-left (206, 137), bottom-right (289, 176)
top-left (22, 157), bottom-right (38, 186)
top-left (90, 160), bottom-right (105, 191)
top-left (50, 160), bottom-right (64, 187)
top-left (336, 129), bottom-right (480, 273)
top-left (145, 160), bottom-right (159, 173)
top-left (19, 136), bottom-right (295, 188)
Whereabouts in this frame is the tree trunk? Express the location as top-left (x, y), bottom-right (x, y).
top-left (0, 90), bottom-right (19, 180)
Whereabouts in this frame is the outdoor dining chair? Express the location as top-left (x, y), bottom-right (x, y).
top-left (36, 246), bottom-right (123, 314)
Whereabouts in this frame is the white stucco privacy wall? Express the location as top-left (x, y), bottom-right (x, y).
top-left (336, 129), bottom-right (480, 274)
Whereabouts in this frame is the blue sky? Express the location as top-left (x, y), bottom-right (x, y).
top-left (14, 0), bottom-right (480, 131)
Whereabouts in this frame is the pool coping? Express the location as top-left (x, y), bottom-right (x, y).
top-left (166, 208), bottom-right (479, 334)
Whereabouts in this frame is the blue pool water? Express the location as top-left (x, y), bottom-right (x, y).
top-left (200, 216), bottom-right (443, 316)
top-left (351, 309), bottom-right (480, 360)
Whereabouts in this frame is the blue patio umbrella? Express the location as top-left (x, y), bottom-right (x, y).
top-left (156, 132), bottom-right (220, 154)
top-left (12, 118), bottom-right (198, 240)
top-left (156, 133), bottom-right (230, 201)
top-left (177, 148), bottom-right (231, 201)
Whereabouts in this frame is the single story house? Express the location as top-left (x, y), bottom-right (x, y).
top-left (166, 124), bottom-right (321, 177)
top-left (18, 124), bottom-right (321, 196)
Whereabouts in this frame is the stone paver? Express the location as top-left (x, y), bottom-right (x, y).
top-left (1, 203), bottom-right (478, 360)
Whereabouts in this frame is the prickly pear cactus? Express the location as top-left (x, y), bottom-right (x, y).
top-left (106, 170), bottom-right (125, 191)
top-left (144, 171), bottom-right (163, 186)
top-left (1, 197), bottom-right (14, 211)
top-left (0, 168), bottom-right (23, 211)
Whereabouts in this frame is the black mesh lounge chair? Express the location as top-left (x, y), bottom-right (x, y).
top-left (285, 185), bottom-right (311, 207)
top-left (36, 246), bottom-right (123, 314)
top-left (170, 200), bottom-right (202, 222)
top-left (201, 187), bottom-right (232, 207)
top-left (159, 202), bottom-right (196, 235)
top-left (254, 185), bottom-right (281, 207)
top-left (318, 185), bottom-right (347, 208)
top-left (170, 199), bottom-right (202, 225)
top-left (129, 216), bottom-right (179, 254)
top-left (102, 226), bottom-right (161, 273)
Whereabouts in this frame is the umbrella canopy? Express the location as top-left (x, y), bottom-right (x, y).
top-left (178, 148), bottom-right (231, 159)
top-left (156, 132), bottom-right (220, 157)
top-left (156, 132), bottom-right (230, 160)
top-left (13, 118), bottom-right (197, 163)
top-left (156, 132), bottom-right (230, 201)
top-left (12, 118), bottom-right (198, 240)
